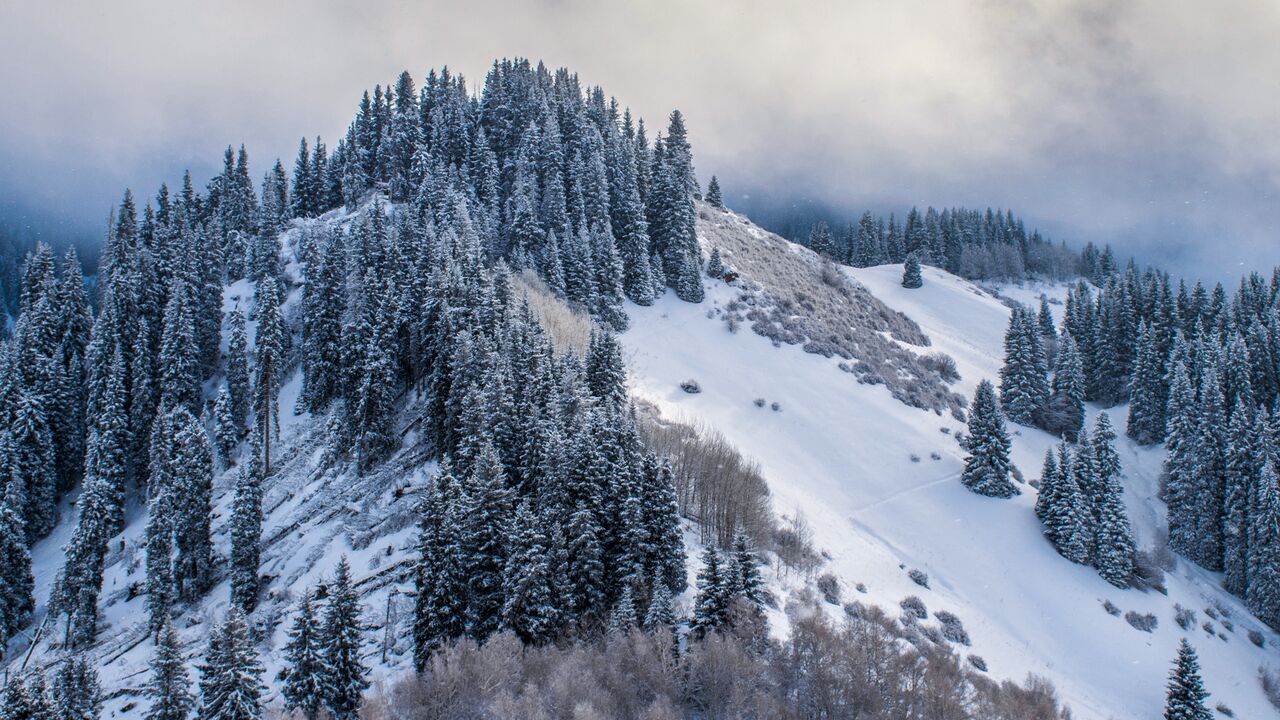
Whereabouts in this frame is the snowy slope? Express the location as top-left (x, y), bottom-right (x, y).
top-left (620, 214), bottom-right (1280, 719)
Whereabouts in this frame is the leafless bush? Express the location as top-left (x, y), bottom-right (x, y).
top-left (936, 611), bottom-right (971, 645)
top-left (636, 408), bottom-right (773, 549)
top-left (680, 379), bottom-right (702, 394)
top-left (908, 568), bottom-right (930, 588)
top-left (1202, 621), bottom-right (1216, 636)
top-left (1125, 611), bottom-right (1157, 633)
top-left (1216, 702), bottom-right (1234, 717)
top-left (1175, 604), bottom-right (1196, 630)
top-left (900, 596), bottom-right (928, 621)
top-left (772, 512), bottom-right (822, 578)
top-left (968, 655), bottom-right (988, 672)
top-left (1102, 599), bottom-right (1121, 616)
top-left (697, 212), bottom-right (969, 416)
top-left (921, 352), bottom-right (961, 383)
top-left (1262, 666), bottom-right (1280, 710)
top-left (373, 598), bottom-right (1072, 720)
top-left (513, 269), bottom-right (596, 354)
top-left (1250, 629), bottom-right (1265, 648)
top-left (816, 573), bottom-right (841, 605)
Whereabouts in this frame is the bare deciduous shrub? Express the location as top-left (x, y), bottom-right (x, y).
top-left (910, 454), bottom-right (921, 463)
top-left (930, 452), bottom-right (942, 461)
top-left (936, 610), bottom-right (971, 645)
top-left (900, 595), bottom-right (928, 620)
top-left (1249, 629), bottom-right (1265, 648)
top-left (1102, 599), bottom-right (1121, 616)
top-left (1175, 604), bottom-right (1196, 630)
top-left (1202, 621), bottom-right (1215, 635)
top-left (1221, 618), bottom-right (1233, 632)
top-left (637, 407), bottom-right (773, 549)
top-left (772, 512), bottom-right (822, 578)
top-left (816, 573), bottom-right (841, 605)
top-left (908, 568), bottom-right (930, 588)
top-left (921, 352), bottom-right (961, 383)
top-left (1262, 666), bottom-right (1280, 710)
top-left (697, 212), bottom-right (969, 416)
top-left (968, 655), bottom-right (988, 672)
top-left (513, 269), bottom-right (595, 354)
top-left (1125, 611), bottom-right (1157, 633)
top-left (753, 397), bottom-right (765, 407)
top-left (371, 600), bottom-right (1072, 720)
top-left (856, 582), bottom-right (867, 594)
top-left (1205, 606), bottom-right (1219, 620)
top-left (770, 401), bottom-right (781, 412)
top-left (1216, 702), bottom-right (1234, 717)
top-left (680, 379), bottom-right (702, 394)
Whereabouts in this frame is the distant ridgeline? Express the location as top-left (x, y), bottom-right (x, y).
top-left (794, 207), bottom-right (1113, 283)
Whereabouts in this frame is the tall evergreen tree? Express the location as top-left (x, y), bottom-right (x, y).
top-left (228, 456), bottom-right (263, 612)
top-left (50, 658), bottom-right (100, 720)
top-left (901, 253), bottom-right (923, 289)
top-left (961, 380), bottom-right (1019, 498)
top-left (225, 310), bottom-right (251, 433)
top-left (253, 276), bottom-right (285, 475)
top-left (145, 616), bottom-right (194, 720)
top-left (280, 591), bottom-right (325, 720)
top-left (197, 609), bottom-right (265, 720)
top-left (1164, 639), bottom-right (1212, 720)
top-left (501, 501), bottom-right (561, 645)
top-left (320, 557), bottom-right (368, 720)
top-left (412, 463), bottom-right (468, 669)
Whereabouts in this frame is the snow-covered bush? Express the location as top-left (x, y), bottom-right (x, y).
top-left (770, 401), bottom-right (781, 412)
top-left (1175, 604), bottom-right (1196, 631)
top-left (753, 397), bottom-right (765, 407)
top-left (1249, 630), bottom-right (1265, 648)
top-left (1102, 599), bottom-right (1121, 616)
top-left (900, 596), bottom-right (928, 620)
top-left (680, 379), bottom-right (702, 394)
top-left (1262, 666), bottom-right (1280, 710)
top-left (935, 611), bottom-right (970, 645)
top-left (1202, 621), bottom-right (1216, 636)
top-left (921, 352), bottom-right (960, 383)
top-left (908, 568), bottom-right (929, 588)
top-left (1125, 611), bottom-right (1157, 633)
top-left (816, 573), bottom-right (841, 605)
top-left (968, 655), bottom-right (988, 672)
top-left (1216, 702), bottom-right (1234, 717)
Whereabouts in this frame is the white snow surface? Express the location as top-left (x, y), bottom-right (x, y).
top-left (620, 218), bottom-right (1280, 719)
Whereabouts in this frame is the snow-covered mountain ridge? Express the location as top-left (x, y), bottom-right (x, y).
top-left (622, 205), bottom-right (1280, 719)
top-left (9, 200), bottom-right (1276, 719)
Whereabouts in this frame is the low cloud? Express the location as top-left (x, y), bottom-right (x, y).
top-left (0, 0), bottom-right (1275, 281)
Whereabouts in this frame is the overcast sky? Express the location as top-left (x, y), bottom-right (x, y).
top-left (1, 0), bottom-right (1276, 281)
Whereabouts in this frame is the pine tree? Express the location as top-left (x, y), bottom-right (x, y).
top-left (1164, 639), bottom-right (1212, 720)
top-left (229, 456), bottom-right (263, 612)
top-left (1092, 467), bottom-right (1136, 586)
top-left (901, 253), bottom-right (923, 289)
top-left (728, 530), bottom-right (763, 605)
top-left (1127, 320), bottom-right (1168, 444)
top-left (608, 584), bottom-right (638, 635)
top-left (320, 557), bottom-right (368, 720)
top-left (1165, 360), bottom-right (1200, 559)
top-left (0, 479), bottom-right (34, 641)
top-left (1047, 331), bottom-right (1085, 439)
top-left (225, 310), bottom-right (251, 433)
top-left (463, 445), bottom-right (513, 641)
top-left (1247, 461), bottom-right (1280, 629)
top-left (253, 276), bottom-right (285, 476)
top-left (706, 246), bottom-right (725, 279)
top-left (280, 591), bottom-right (325, 720)
top-left (999, 307), bottom-right (1049, 426)
top-left (159, 286), bottom-right (203, 413)
top-left (961, 380), bottom-right (1019, 498)
top-left (1221, 403), bottom-right (1257, 596)
top-left (501, 502), bottom-right (561, 645)
top-left (1042, 447), bottom-right (1091, 565)
top-left (145, 616), bottom-right (194, 720)
top-left (705, 175), bottom-right (723, 208)
top-left (412, 463), bottom-right (467, 669)
top-left (1034, 449), bottom-right (1059, 523)
top-left (9, 391), bottom-right (58, 542)
top-left (691, 546), bottom-right (730, 639)
top-left (51, 658), bottom-right (100, 720)
top-left (197, 609), bottom-right (265, 720)
top-left (214, 386), bottom-right (237, 466)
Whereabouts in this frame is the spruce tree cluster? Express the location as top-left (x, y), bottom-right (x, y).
top-left (1037, 414), bottom-right (1136, 586)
